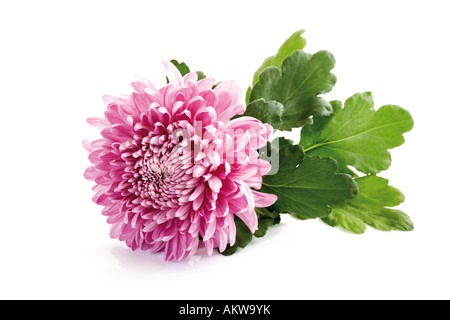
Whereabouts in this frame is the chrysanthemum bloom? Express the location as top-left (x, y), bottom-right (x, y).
top-left (84, 62), bottom-right (277, 261)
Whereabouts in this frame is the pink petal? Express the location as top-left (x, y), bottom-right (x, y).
top-left (213, 79), bottom-right (242, 121)
top-left (252, 190), bottom-right (278, 208)
top-left (207, 176), bottom-right (222, 193)
top-left (162, 60), bottom-right (183, 87)
top-left (87, 117), bottom-right (108, 130)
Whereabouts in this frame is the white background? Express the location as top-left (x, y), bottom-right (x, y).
top-left (1, 0), bottom-right (449, 299)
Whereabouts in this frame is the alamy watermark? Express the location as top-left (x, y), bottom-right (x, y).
top-left (169, 121), bottom-right (279, 175)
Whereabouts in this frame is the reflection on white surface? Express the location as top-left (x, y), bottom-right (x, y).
top-left (109, 245), bottom-right (216, 272)
top-left (105, 220), bottom-right (285, 274)
top-left (2, 0), bottom-right (449, 299)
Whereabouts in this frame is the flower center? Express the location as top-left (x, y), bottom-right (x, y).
top-left (134, 156), bottom-right (170, 199)
top-left (138, 165), bottom-right (167, 194)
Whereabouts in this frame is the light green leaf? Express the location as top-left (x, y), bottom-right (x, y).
top-left (250, 50), bottom-right (337, 130)
top-left (241, 98), bottom-right (284, 129)
top-left (300, 92), bottom-right (414, 174)
top-left (196, 70), bottom-right (206, 81)
top-left (322, 175), bottom-right (414, 233)
top-left (252, 30), bottom-right (307, 85)
top-left (260, 138), bottom-right (358, 220)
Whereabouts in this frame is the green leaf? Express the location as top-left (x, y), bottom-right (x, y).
top-left (196, 70), bottom-right (206, 81)
top-left (221, 208), bottom-right (280, 256)
top-left (241, 98), bottom-right (284, 129)
top-left (169, 59), bottom-right (190, 76)
top-left (300, 92), bottom-right (414, 174)
top-left (221, 216), bottom-right (253, 256)
top-left (322, 175), bottom-right (414, 233)
top-left (250, 50), bottom-right (337, 130)
top-left (167, 59), bottom-right (206, 83)
top-left (245, 86), bottom-right (252, 105)
top-left (212, 81), bottom-right (222, 89)
top-left (260, 138), bottom-right (358, 220)
top-left (254, 207), bottom-right (281, 238)
top-left (252, 30), bottom-right (307, 85)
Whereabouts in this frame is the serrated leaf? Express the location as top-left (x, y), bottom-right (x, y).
top-left (260, 138), bottom-right (358, 220)
top-left (322, 175), bottom-right (413, 233)
top-left (241, 98), bottom-right (284, 129)
top-left (254, 207), bottom-right (281, 238)
top-left (252, 30), bottom-right (307, 85)
top-left (250, 50), bottom-right (336, 130)
top-left (300, 92), bottom-right (414, 174)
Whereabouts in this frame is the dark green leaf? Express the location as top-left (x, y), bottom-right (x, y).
top-left (322, 175), bottom-right (414, 233)
top-left (212, 81), bottom-right (222, 89)
top-left (260, 138), bottom-right (358, 219)
top-left (221, 216), bottom-right (253, 256)
top-left (170, 59), bottom-right (190, 76)
top-left (254, 207), bottom-right (281, 238)
top-left (300, 92), bottom-right (414, 174)
top-left (221, 208), bottom-right (280, 255)
top-left (166, 59), bottom-right (207, 83)
top-left (250, 50), bottom-right (336, 130)
top-left (241, 98), bottom-right (284, 129)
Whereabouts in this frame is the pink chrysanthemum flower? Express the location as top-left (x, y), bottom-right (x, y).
top-left (84, 62), bottom-right (277, 261)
